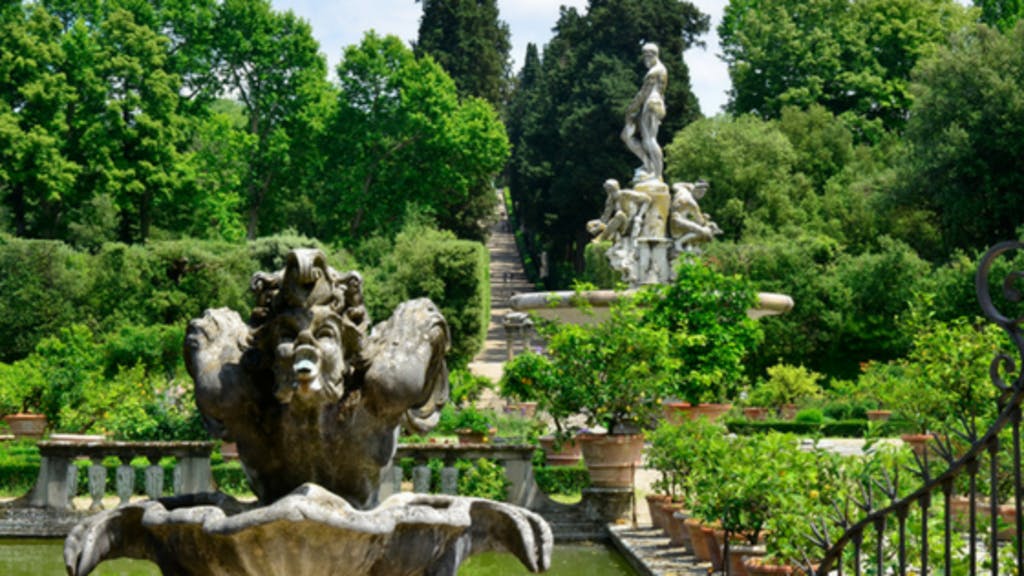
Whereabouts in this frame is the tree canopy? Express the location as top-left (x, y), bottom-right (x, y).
top-left (415, 0), bottom-right (512, 109)
top-left (0, 0), bottom-right (507, 248)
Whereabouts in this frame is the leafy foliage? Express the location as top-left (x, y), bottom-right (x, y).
top-left (641, 259), bottom-right (762, 403)
top-left (415, 0), bottom-right (511, 107)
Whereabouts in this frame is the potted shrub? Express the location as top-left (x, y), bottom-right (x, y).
top-left (640, 260), bottom-right (763, 418)
top-left (501, 350), bottom-right (581, 465)
top-left (452, 407), bottom-right (494, 444)
top-left (536, 297), bottom-right (678, 488)
top-left (0, 361), bottom-right (48, 439)
top-left (747, 364), bottom-right (823, 420)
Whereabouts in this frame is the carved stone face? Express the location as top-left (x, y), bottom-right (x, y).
top-left (270, 305), bottom-right (346, 404)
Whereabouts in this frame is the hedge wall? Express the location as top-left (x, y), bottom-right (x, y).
top-left (0, 230), bottom-right (488, 368)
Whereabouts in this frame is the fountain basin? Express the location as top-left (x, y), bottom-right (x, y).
top-left (510, 290), bottom-right (793, 324)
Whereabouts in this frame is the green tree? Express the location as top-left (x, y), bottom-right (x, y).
top-left (415, 0), bottom-right (511, 108)
top-left (323, 32), bottom-right (508, 244)
top-left (720, 0), bottom-right (972, 135)
top-left (664, 114), bottom-right (813, 239)
top-left (897, 23), bottom-right (1024, 255)
top-left (207, 0), bottom-right (329, 238)
top-left (976, 0), bottom-right (1024, 32)
top-left (0, 2), bottom-right (78, 238)
top-left (507, 0), bottom-right (708, 285)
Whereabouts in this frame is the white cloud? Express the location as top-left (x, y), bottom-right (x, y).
top-left (272, 0), bottom-right (729, 114)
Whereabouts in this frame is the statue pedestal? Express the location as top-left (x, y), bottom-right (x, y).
top-left (636, 237), bottom-right (673, 285)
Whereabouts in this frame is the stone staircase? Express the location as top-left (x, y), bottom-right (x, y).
top-left (467, 192), bottom-right (535, 388)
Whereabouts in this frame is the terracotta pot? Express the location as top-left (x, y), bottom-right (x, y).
top-left (220, 442), bottom-right (240, 461)
top-left (729, 544), bottom-right (767, 576)
top-left (3, 413), bottom-right (47, 439)
top-left (743, 407), bottom-right (768, 421)
top-left (685, 518), bottom-right (714, 562)
top-left (663, 401), bottom-right (693, 425)
top-left (456, 430), bottom-right (488, 444)
top-left (664, 508), bottom-right (690, 548)
top-left (644, 493), bottom-right (672, 530)
top-left (744, 558), bottom-right (799, 576)
top-left (706, 527), bottom-right (725, 572)
top-left (779, 404), bottom-right (798, 420)
top-left (900, 433), bottom-right (934, 457)
top-left (538, 435), bottom-right (582, 466)
top-left (505, 401), bottom-right (537, 418)
top-left (690, 403), bottom-right (733, 422)
top-left (998, 503), bottom-right (1017, 541)
top-left (577, 433), bottom-right (644, 488)
top-left (866, 409), bottom-right (892, 422)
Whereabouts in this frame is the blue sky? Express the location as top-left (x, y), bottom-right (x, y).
top-left (272, 0), bottom-right (731, 115)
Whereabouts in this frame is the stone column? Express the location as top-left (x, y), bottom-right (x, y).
top-left (173, 456), bottom-right (213, 495)
top-left (440, 467), bottom-right (459, 495)
top-left (116, 457), bottom-right (135, 506)
top-left (26, 454), bottom-right (74, 509)
top-left (88, 457), bottom-right (107, 512)
top-left (144, 455), bottom-right (164, 500)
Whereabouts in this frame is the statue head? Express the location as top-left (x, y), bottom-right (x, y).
top-left (642, 43), bottom-right (660, 67)
top-left (248, 249), bottom-right (368, 406)
top-left (693, 180), bottom-right (709, 199)
top-left (603, 178), bottom-right (621, 196)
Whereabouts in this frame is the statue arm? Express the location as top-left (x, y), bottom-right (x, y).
top-left (363, 298), bottom-right (450, 425)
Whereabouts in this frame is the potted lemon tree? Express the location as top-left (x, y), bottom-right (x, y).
top-left (536, 297), bottom-right (678, 488)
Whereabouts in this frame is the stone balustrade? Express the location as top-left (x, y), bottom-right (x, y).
top-left (379, 443), bottom-right (543, 508)
top-left (23, 440), bottom-right (215, 511)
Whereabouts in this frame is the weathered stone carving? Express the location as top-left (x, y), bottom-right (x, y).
top-left (185, 249), bottom-right (449, 509)
top-left (621, 43), bottom-right (668, 183)
top-left (64, 487), bottom-right (551, 576)
top-left (64, 248), bottom-right (553, 575)
top-left (669, 181), bottom-right (721, 256)
top-left (588, 180), bottom-right (720, 287)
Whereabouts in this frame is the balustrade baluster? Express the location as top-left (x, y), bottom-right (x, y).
top-left (413, 465), bottom-right (431, 493)
top-left (116, 456), bottom-right (135, 506)
top-left (440, 466), bottom-right (458, 495)
top-left (66, 462), bottom-right (78, 506)
top-left (145, 455), bottom-right (164, 500)
top-left (88, 457), bottom-right (106, 512)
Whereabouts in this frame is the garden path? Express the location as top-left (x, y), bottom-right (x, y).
top-left (468, 190), bottom-right (535, 406)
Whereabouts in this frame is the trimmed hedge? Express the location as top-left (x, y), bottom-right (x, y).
top-left (0, 230), bottom-right (488, 369)
top-left (725, 419), bottom-right (870, 438)
top-left (534, 464), bottom-right (590, 495)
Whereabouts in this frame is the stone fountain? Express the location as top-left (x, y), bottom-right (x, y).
top-left (513, 43), bottom-right (792, 322)
top-left (63, 249), bottom-right (552, 575)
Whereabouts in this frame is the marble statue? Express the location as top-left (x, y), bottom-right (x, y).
top-left (587, 178), bottom-right (722, 287)
top-left (586, 178), bottom-right (650, 244)
top-left (621, 43), bottom-right (668, 183)
top-left (64, 248), bottom-right (552, 575)
top-left (669, 181), bottom-right (721, 255)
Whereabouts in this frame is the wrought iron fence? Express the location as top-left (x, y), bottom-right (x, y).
top-left (808, 240), bottom-right (1024, 576)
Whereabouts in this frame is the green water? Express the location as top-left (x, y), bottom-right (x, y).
top-left (0, 540), bottom-right (636, 575)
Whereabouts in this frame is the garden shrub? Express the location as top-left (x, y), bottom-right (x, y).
top-left (0, 236), bottom-right (93, 362)
top-left (581, 242), bottom-right (618, 289)
top-left (725, 419), bottom-right (869, 438)
top-left (534, 463), bottom-right (590, 495)
top-left (456, 458), bottom-right (509, 500)
top-left (794, 408), bottom-right (824, 424)
top-left (363, 224), bottom-right (490, 367)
